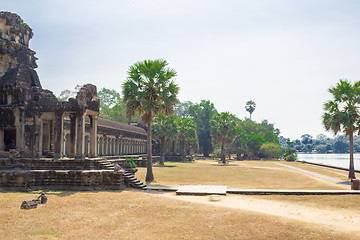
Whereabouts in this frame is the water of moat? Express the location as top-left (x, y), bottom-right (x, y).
top-left (297, 153), bottom-right (360, 170)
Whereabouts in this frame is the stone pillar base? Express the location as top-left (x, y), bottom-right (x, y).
top-left (53, 153), bottom-right (63, 160)
top-left (75, 154), bottom-right (86, 160)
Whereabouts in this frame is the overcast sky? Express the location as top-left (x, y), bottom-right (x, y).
top-left (3, 0), bottom-right (360, 140)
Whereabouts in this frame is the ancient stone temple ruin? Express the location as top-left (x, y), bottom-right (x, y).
top-left (0, 12), bottom-right (147, 190)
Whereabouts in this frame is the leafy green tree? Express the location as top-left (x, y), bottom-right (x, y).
top-left (58, 84), bottom-right (82, 101)
top-left (314, 144), bottom-right (328, 153)
top-left (97, 88), bottom-right (131, 123)
top-left (152, 113), bottom-right (178, 166)
top-left (261, 120), bottom-right (280, 136)
top-left (175, 101), bottom-right (193, 118)
top-left (231, 123), bottom-right (250, 160)
top-left (301, 134), bottom-right (313, 144)
top-left (245, 100), bottom-right (256, 120)
top-left (284, 141), bottom-right (297, 160)
top-left (122, 59), bottom-right (179, 182)
top-left (278, 135), bottom-right (291, 148)
top-left (177, 117), bottom-right (198, 160)
top-left (322, 79), bottom-right (360, 179)
top-left (232, 120), bottom-right (280, 159)
top-left (189, 100), bottom-right (217, 157)
top-left (259, 142), bottom-right (282, 159)
top-left (210, 112), bottom-right (238, 163)
top-left (333, 136), bottom-right (349, 153)
top-left (246, 134), bottom-right (266, 156)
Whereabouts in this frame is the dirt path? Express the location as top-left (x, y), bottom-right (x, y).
top-left (156, 192), bottom-right (360, 234)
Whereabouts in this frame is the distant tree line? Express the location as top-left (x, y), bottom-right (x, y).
top-left (279, 133), bottom-right (360, 154)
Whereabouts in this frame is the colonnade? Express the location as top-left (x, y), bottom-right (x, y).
top-left (62, 134), bottom-right (147, 157)
top-left (97, 137), bottom-right (147, 156)
top-left (54, 110), bottom-right (98, 159)
top-left (0, 107), bottom-right (147, 158)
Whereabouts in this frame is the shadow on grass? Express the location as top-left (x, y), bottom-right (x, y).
top-left (154, 165), bottom-right (177, 168)
top-left (338, 181), bottom-right (351, 186)
top-left (0, 189), bottom-right (78, 197)
top-left (44, 190), bottom-right (78, 197)
top-left (212, 164), bottom-right (239, 167)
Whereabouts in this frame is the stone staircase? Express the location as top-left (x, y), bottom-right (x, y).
top-left (94, 158), bottom-right (146, 189)
top-left (94, 158), bottom-right (115, 170)
top-left (123, 171), bottom-right (147, 189)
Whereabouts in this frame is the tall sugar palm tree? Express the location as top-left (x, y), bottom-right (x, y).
top-left (177, 117), bottom-right (198, 161)
top-left (152, 113), bottom-right (178, 166)
top-left (210, 112), bottom-right (238, 164)
top-left (122, 59), bottom-right (179, 182)
top-left (245, 100), bottom-right (256, 120)
top-left (322, 79), bottom-right (360, 179)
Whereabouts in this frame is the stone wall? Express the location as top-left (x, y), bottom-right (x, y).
top-left (0, 11), bottom-right (147, 159)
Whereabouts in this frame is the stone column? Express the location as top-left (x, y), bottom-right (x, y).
top-left (34, 115), bottom-right (43, 157)
top-left (75, 111), bottom-right (86, 159)
top-left (101, 137), bottom-right (104, 156)
top-left (50, 120), bottom-right (54, 152)
top-left (53, 111), bottom-right (64, 159)
top-left (13, 108), bottom-right (23, 153)
top-left (119, 138), bottom-right (123, 155)
top-left (100, 137), bottom-right (104, 156)
top-left (69, 114), bottom-right (77, 158)
top-left (115, 138), bottom-right (118, 155)
top-left (104, 138), bottom-right (108, 155)
top-left (124, 139), bottom-right (128, 155)
top-left (110, 138), bottom-right (114, 155)
top-left (113, 139), bottom-right (116, 155)
top-left (131, 140), bottom-right (134, 154)
top-left (89, 115), bottom-right (98, 158)
top-left (0, 129), bottom-right (4, 151)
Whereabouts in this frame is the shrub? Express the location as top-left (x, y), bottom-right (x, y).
top-left (125, 156), bottom-right (137, 168)
top-left (259, 143), bottom-right (282, 159)
top-left (284, 153), bottom-right (297, 161)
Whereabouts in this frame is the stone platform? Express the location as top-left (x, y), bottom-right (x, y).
top-left (0, 157), bottom-right (127, 191)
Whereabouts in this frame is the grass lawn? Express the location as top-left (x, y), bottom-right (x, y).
top-left (136, 160), bottom-right (348, 190)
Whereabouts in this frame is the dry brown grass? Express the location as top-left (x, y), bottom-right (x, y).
top-left (251, 194), bottom-right (360, 212)
top-left (136, 160), bottom-right (347, 190)
top-left (0, 190), bottom-right (356, 240)
top-left (1, 159), bottom-right (359, 239)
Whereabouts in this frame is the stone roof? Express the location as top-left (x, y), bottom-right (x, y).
top-left (97, 117), bottom-right (146, 136)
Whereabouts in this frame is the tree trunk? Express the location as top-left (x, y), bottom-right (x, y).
top-left (159, 136), bottom-right (165, 166)
top-left (172, 139), bottom-right (176, 155)
top-left (145, 121), bottom-right (154, 183)
top-left (221, 138), bottom-right (226, 164)
top-left (349, 131), bottom-right (356, 179)
top-left (180, 137), bottom-right (185, 161)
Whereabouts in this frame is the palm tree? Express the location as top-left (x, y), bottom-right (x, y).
top-left (322, 79), bottom-right (360, 179)
top-left (245, 100), bottom-right (256, 120)
top-left (210, 112), bottom-right (238, 164)
top-left (152, 113), bottom-right (178, 166)
top-left (177, 117), bottom-right (198, 161)
top-left (122, 59), bottom-right (179, 182)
